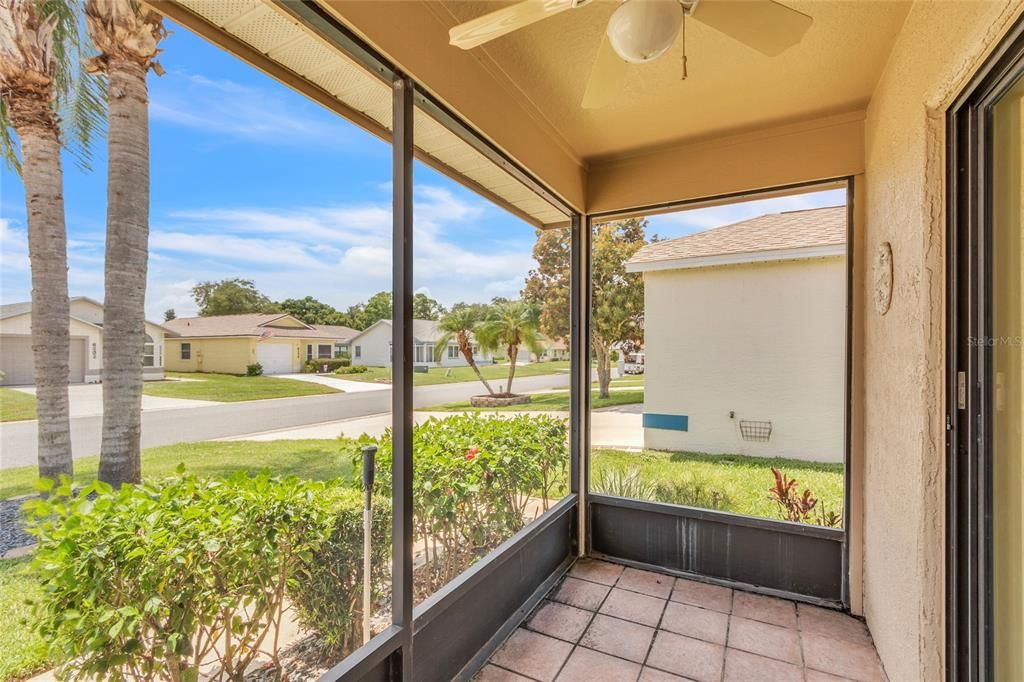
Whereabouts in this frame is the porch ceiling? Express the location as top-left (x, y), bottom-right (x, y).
top-left (428, 0), bottom-right (911, 161)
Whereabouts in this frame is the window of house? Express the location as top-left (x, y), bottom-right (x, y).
top-left (448, 344), bottom-right (459, 360)
top-left (425, 345), bottom-right (433, 363)
top-left (180, 343), bottom-right (191, 361)
top-left (318, 344), bottom-right (332, 359)
top-left (354, 345), bottom-right (361, 359)
top-left (415, 344), bottom-right (424, 363)
top-left (306, 344), bottom-right (314, 361)
top-left (334, 343), bottom-right (347, 358)
top-left (142, 334), bottom-right (155, 367)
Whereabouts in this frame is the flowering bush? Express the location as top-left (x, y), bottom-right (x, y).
top-left (26, 471), bottom-right (338, 681)
top-left (363, 413), bottom-right (567, 596)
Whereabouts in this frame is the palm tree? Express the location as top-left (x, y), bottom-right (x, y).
top-left (0, 0), bottom-right (104, 482)
top-left (434, 304), bottom-right (495, 395)
top-left (84, 0), bottom-right (165, 487)
top-left (476, 301), bottom-right (544, 396)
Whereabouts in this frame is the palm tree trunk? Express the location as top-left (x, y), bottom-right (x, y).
top-left (506, 344), bottom-right (518, 395)
top-left (11, 95), bottom-right (74, 482)
top-left (98, 58), bottom-right (149, 487)
top-left (459, 332), bottom-right (494, 394)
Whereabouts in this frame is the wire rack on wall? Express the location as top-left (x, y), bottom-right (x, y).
top-left (739, 420), bottom-right (773, 442)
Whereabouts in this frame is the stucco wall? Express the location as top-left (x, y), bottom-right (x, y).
top-left (166, 337), bottom-right (255, 375)
top-left (351, 323), bottom-right (392, 367)
top-left (642, 256), bottom-right (846, 462)
top-left (861, 2), bottom-right (1024, 680)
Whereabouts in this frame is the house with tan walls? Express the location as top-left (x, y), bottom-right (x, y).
top-left (627, 206), bottom-right (847, 463)
top-left (163, 313), bottom-right (358, 375)
top-left (0, 297), bottom-right (173, 385)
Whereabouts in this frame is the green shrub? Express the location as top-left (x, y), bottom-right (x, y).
top-left (335, 365), bottom-right (368, 375)
top-left (305, 358), bottom-right (351, 373)
top-left (363, 413), bottom-right (567, 595)
top-left (246, 362), bottom-right (264, 376)
top-left (593, 466), bottom-right (729, 511)
top-left (289, 489), bottom-right (390, 655)
top-left (26, 471), bottom-right (336, 681)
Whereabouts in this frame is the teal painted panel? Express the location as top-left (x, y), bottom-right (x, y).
top-left (643, 413), bottom-right (689, 431)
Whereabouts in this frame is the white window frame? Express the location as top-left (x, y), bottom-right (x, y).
top-left (143, 334), bottom-right (155, 367)
top-left (355, 345), bottom-right (361, 359)
top-left (180, 343), bottom-right (191, 360)
top-left (448, 344), bottom-right (459, 360)
top-left (317, 344), bottom-right (332, 359)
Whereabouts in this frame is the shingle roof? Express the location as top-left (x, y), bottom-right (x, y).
top-left (349, 319), bottom-right (446, 343)
top-left (0, 301), bottom-right (32, 320)
top-left (164, 313), bottom-right (337, 339)
top-left (312, 324), bottom-right (360, 341)
top-left (628, 205), bottom-right (847, 267)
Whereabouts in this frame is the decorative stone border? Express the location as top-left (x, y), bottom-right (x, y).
top-left (470, 394), bottom-right (532, 408)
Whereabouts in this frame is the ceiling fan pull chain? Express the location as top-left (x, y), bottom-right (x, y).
top-left (680, 14), bottom-right (688, 80)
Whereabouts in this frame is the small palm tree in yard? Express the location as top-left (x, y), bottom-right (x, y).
top-left (435, 304), bottom-right (495, 395)
top-left (476, 300), bottom-right (544, 396)
top-left (84, 0), bottom-right (166, 487)
top-left (0, 0), bottom-right (105, 481)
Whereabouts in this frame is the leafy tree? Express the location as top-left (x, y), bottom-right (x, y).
top-left (434, 305), bottom-right (495, 395)
top-left (279, 296), bottom-right (352, 327)
top-left (476, 300), bottom-right (543, 395)
top-left (412, 292), bottom-right (445, 321)
top-left (347, 291), bottom-right (392, 329)
top-left (163, 308), bottom-right (175, 321)
top-left (523, 218), bottom-right (646, 398)
top-left (191, 278), bottom-right (280, 317)
top-left (1, 0), bottom-right (107, 482)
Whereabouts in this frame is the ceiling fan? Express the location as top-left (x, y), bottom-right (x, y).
top-left (448, 0), bottom-right (813, 109)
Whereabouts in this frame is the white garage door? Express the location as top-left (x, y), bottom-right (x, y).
top-left (256, 343), bottom-right (293, 375)
top-left (0, 336), bottom-right (86, 385)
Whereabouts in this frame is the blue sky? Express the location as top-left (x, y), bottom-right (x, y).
top-left (0, 21), bottom-right (845, 321)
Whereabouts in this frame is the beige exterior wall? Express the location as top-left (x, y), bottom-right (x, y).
top-left (642, 256), bottom-right (846, 462)
top-left (166, 337), bottom-right (255, 375)
top-left (860, 2), bottom-right (1024, 680)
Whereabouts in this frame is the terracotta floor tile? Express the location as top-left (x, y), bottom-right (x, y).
top-left (798, 603), bottom-right (873, 646)
top-left (552, 576), bottom-right (611, 611)
top-left (723, 648), bottom-right (803, 682)
top-left (727, 615), bottom-right (801, 664)
top-left (618, 567), bottom-right (674, 599)
top-left (638, 668), bottom-right (692, 682)
top-left (528, 600), bottom-right (595, 643)
top-left (475, 664), bottom-right (536, 681)
top-left (580, 613), bottom-right (655, 663)
top-left (490, 629), bottom-right (574, 682)
top-left (805, 670), bottom-right (859, 682)
top-left (646, 630), bottom-right (725, 682)
top-left (599, 587), bottom-right (667, 627)
top-left (731, 591), bottom-right (798, 628)
top-left (803, 632), bottom-right (886, 682)
top-left (568, 559), bottom-right (624, 586)
top-left (670, 578), bottom-right (733, 613)
top-left (557, 646), bottom-right (642, 682)
top-left (659, 601), bottom-right (729, 645)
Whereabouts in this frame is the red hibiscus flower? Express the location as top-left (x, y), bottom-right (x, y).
top-left (465, 447), bottom-right (480, 461)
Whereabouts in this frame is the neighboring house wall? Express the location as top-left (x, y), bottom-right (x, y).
top-left (351, 322), bottom-right (392, 367)
top-left (859, 3), bottom-right (1023, 679)
top-left (642, 256), bottom-right (846, 463)
top-left (0, 312), bottom-right (167, 385)
top-left (166, 338), bottom-right (256, 375)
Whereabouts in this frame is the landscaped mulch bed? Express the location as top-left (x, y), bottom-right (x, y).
top-left (0, 496), bottom-right (34, 558)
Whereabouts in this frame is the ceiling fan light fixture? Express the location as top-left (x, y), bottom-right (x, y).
top-left (606, 0), bottom-right (683, 64)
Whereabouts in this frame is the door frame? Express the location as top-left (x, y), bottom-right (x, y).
top-left (946, 15), bottom-right (1024, 682)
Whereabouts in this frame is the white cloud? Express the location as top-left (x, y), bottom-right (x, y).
top-left (0, 218), bottom-right (29, 274)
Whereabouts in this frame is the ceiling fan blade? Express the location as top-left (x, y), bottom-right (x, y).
top-left (449, 0), bottom-right (575, 50)
top-left (692, 0), bottom-right (812, 57)
top-left (582, 34), bottom-right (628, 110)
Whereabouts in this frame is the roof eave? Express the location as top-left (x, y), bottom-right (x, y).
top-left (626, 244), bottom-right (847, 273)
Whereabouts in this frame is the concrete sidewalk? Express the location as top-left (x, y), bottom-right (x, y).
top-left (278, 373), bottom-right (390, 393)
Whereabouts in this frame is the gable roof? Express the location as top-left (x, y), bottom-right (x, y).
top-left (0, 297), bottom-right (175, 333)
top-left (164, 313), bottom-right (338, 339)
top-left (311, 324), bottom-right (360, 341)
top-left (627, 206), bottom-right (847, 273)
top-left (348, 318), bottom-right (448, 344)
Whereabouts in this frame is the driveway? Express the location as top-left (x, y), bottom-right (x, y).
top-left (0, 372), bottom-right (574, 469)
top-left (11, 383), bottom-right (217, 417)
top-left (277, 373), bottom-right (390, 393)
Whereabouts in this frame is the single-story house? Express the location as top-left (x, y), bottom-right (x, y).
top-left (348, 318), bottom-right (494, 368)
top-left (163, 313), bottom-right (357, 375)
top-left (625, 205), bottom-right (847, 463)
top-left (0, 296), bottom-right (173, 386)
top-left (533, 336), bottom-right (569, 362)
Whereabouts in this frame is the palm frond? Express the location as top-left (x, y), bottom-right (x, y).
top-left (0, 97), bottom-right (22, 173)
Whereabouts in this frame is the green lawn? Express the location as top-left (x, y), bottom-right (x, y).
top-left (591, 448), bottom-right (844, 522)
top-left (0, 558), bottom-right (49, 681)
top-left (341, 361), bottom-right (571, 387)
top-left (143, 372), bottom-right (339, 402)
top-left (1, 439), bottom-right (358, 501)
top-left (429, 389), bottom-right (644, 412)
top-left (0, 389), bottom-right (36, 423)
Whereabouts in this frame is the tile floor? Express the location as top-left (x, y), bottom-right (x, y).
top-left (477, 559), bottom-right (886, 682)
